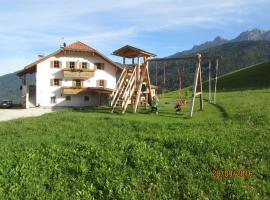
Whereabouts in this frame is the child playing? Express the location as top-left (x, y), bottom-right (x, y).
top-left (175, 99), bottom-right (186, 114)
top-left (150, 96), bottom-right (159, 114)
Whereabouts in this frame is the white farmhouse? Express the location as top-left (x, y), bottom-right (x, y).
top-left (17, 41), bottom-right (122, 108)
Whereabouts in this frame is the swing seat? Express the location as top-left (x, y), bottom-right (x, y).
top-left (178, 99), bottom-right (187, 105)
top-left (175, 99), bottom-right (187, 108)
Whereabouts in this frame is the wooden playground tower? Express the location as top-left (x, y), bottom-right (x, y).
top-left (110, 45), bottom-right (222, 117)
top-left (110, 45), bottom-right (156, 113)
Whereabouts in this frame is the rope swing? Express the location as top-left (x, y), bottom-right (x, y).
top-left (162, 61), bottom-right (167, 97)
top-left (177, 63), bottom-right (184, 99)
top-left (214, 59), bottom-right (219, 104)
top-left (208, 59), bottom-right (219, 104)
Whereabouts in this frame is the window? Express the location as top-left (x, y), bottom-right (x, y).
top-left (65, 96), bottom-right (71, 101)
top-left (50, 96), bottom-right (56, 104)
top-left (54, 79), bottom-right (60, 86)
top-left (84, 96), bottom-right (89, 101)
top-left (95, 63), bottom-right (104, 70)
top-left (69, 61), bottom-right (75, 69)
top-left (50, 79), bottom-right (61, 86)
top-left (82, 62), bottom-right (88, 69)
top-left (99, 80), bottom-right (105, 87)
top-left (51, 60), bottom-right (61, 68)
top-left (97, 79), bottom-right (106, 87)
top-left (75, 80), bottom-right (81, 87)
top-left (54, 61), bottom-right (60, 68)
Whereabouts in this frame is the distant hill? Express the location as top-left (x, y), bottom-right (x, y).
top-left (150, 40), bottom-right (270, 90)
top-left (0, 72), bottom-right (21, 103)
top-left (210, 61), bottom-right (270, 91)
top-left (0, 72), bottom-right (35, 104)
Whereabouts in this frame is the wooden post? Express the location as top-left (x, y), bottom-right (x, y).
top-left (137, 56), bottom-right (140, 84)
top-left (145, 92), bottom-right (148, 109)
top-left (145, 58), bottom-right (152, 100)
top-left (198, 65), bottom-right (203, 111)
top-left (208, 60), bottom-right (212, 103)
top-left (189, 54), bottom-right (202, 117)
top-left (214, 59), bottom-right (219, 104)
top-left (178, 67), bottom-right (181, 98)
top-left (155, 62), bottom-right (158, 86)
top-left (163, 62), bottom-right (166, 98)
top-left (133, 62), bottom-right (147, 113)
top-left (163, 62), bottom-right (166, 87)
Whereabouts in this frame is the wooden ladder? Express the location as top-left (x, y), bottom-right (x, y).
top-left (111, 65), bottom-right (138, 113)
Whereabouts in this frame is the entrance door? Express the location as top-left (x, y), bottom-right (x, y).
top-left (28, 85), bottom-right (36, 107)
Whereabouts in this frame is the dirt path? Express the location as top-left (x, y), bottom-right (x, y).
top-left (0, 108), bottom-right (54, 122)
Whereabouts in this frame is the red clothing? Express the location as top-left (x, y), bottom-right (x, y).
top-left (175, 99), bottom-right (186, 108)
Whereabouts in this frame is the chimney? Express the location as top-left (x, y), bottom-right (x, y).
top-left (38, 54), bottom-right (44, 59)
top-left (60, 42), bottom-right (66, 49)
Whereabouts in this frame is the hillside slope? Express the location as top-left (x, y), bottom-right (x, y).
top-left (0, 73), bottom-right (21, 103)
top-left (150, 41), bottom-right (270, 90)
top-left (213, 61), bottom-right (270, 91)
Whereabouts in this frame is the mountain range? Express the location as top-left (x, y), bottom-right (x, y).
top-left (171, 28), bottom-right (270, 57)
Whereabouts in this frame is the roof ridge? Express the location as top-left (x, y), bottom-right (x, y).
top-left (64, 41), bottom-right (96, 52)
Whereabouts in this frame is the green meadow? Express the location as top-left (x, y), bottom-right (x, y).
top-left (0, 62), bottom-right (269, 199)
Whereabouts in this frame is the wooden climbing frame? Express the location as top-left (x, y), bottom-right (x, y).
top-left (111, 45), bottom-right (156, 114)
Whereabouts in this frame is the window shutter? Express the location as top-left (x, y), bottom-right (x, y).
top-left (59, 61), bottom-right (62, 68)
top-left (87, 62), bottom-right (90, 69)
top-left (104, 80), bottom-right (107, 88)
top-left (96, 80), bottom-right (99, 87)
top-left (59, 79), bottom-right (62, 86)
top-left (50, 61), bottom-right (54, 68)
top-left (72, 80), bottom-right (75, 87)
top-left (50, 79), bottom-right (54, 86)
top-left (79, 62), bottom-right (82, 69)
top-left (81, 80), bottom-right (84, 87)
top-left (66, 61), bottom-right (70, 68)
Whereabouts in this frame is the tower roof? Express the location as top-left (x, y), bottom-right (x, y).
top-left (112, 45), bottom-right (156, 58)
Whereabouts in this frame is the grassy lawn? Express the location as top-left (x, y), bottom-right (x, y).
top-left (0, 62), bottom-right (269, 199)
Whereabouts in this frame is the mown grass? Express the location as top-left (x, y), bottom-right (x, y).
top-left (0, 62), bottom-right (269, 199)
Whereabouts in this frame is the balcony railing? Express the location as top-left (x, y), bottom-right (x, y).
top-left (62, 68), bottom-right (95, 79)
top-left (62, 86), bottom-right (113, 95)
top-left (62, 87), bottom-right (87, 95)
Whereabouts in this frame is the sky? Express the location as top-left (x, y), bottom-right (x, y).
top-left (0, 0), bottom-right (270, 76)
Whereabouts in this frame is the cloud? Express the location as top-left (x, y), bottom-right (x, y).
top-left (0, 0), bottom-right (269, 75)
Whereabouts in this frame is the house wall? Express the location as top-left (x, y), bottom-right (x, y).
top-left (36, 51), bottom-right (117, 107)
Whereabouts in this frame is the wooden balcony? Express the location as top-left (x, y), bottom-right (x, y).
top-left (62, 87), bottom-right (113, 95)
top-left (62, 68), bottom-right (95, 79)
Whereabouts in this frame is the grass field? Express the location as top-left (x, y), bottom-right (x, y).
top-left (0, 62), bottom-right (269, 199)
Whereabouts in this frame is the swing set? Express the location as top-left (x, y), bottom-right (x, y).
top-left (149, 54), bottom-right (222, 117)
top-left (158, 62), bottom-right (185, 99)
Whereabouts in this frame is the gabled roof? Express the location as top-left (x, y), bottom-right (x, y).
top-left (112, 45), bottom-right (156, 58)
top-left (63, 41), bottom-right (96, 52)
top-left (17, 41), bottom-right (122, 76)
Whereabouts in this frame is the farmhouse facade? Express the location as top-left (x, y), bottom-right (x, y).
top-left (17, 42), bottom-right (122, 108)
